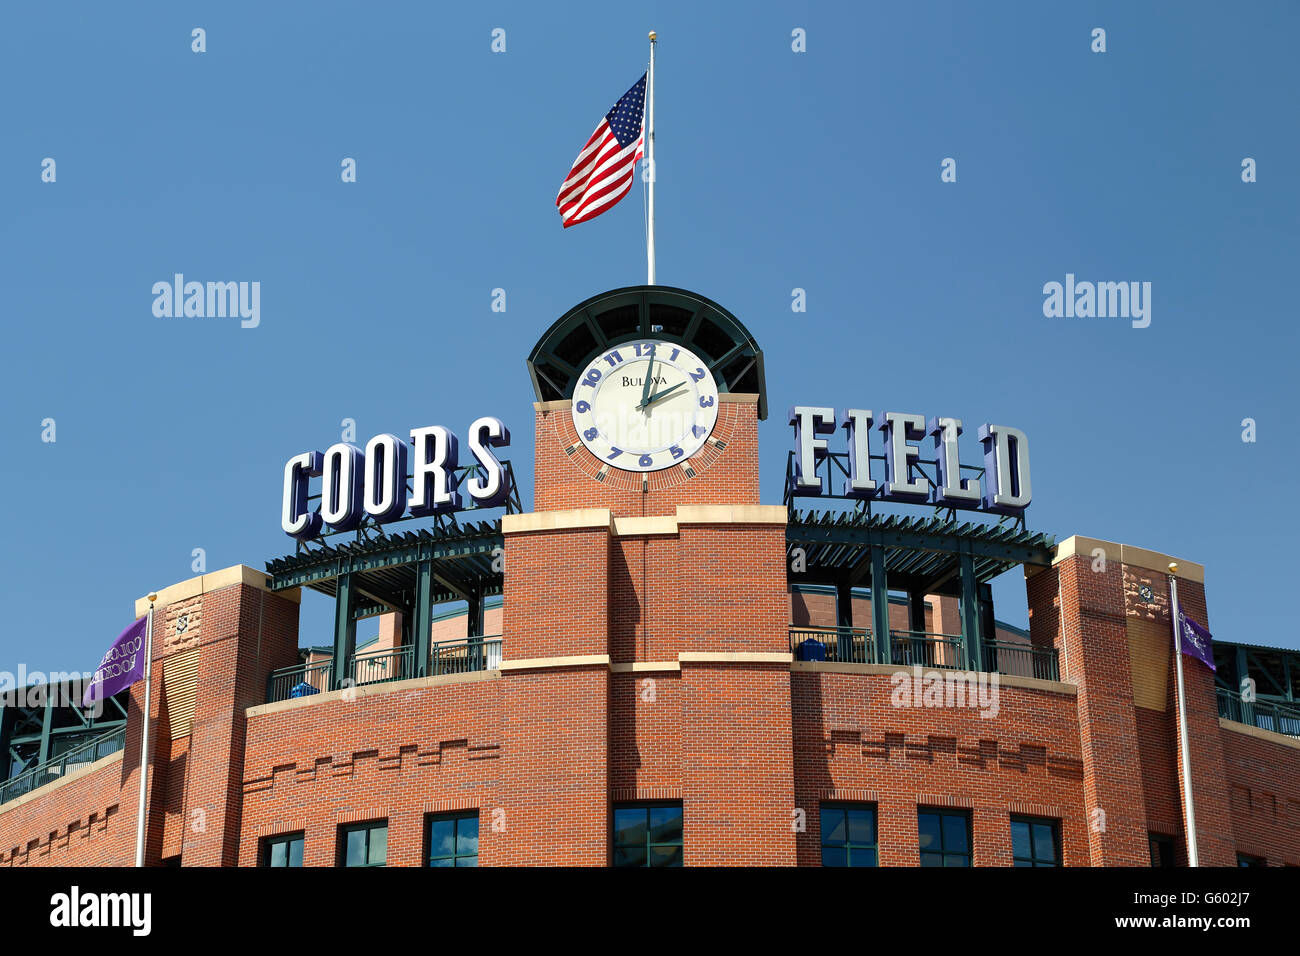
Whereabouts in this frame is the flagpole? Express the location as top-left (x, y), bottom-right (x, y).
top-left (134, 593), bottom-right (157, 867)
top-left (646, 30), bottom-right (656, 285)
top-left (1167, 563), bottom-right (1199, 867)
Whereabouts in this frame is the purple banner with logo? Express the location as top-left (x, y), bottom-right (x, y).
top-left (1177, 612), bottom-right (1216, 672)
top-left (82, 616), bottom-right (148, 707)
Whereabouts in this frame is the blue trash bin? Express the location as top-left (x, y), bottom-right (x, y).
top-left (796, 639), bottom-right (826, 662)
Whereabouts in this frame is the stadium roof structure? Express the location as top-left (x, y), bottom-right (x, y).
top-left (787, 509), bottom-right (1057, 597)
top-left (266, 519), bottom-right (503, 608)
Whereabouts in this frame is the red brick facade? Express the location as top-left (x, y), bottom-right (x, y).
top-left (3, 396), bottom-right (1298, 868)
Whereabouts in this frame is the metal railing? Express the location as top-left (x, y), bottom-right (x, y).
top-left (431, 637), bottom-right (503, 675)
top-left (788, 626), bottom-right (1064, 682)
top-left (890, 630), bottom-right (967, 670)
top-left (352, 645), bottom-right (417, 686)
top-left (0, 726), bottom-right (127, 805)
top-left (265, 638), bottom-right (505, 703)
top-left (789, 626), bottom-right (874, 664)
top-left (266, 657), bottom-right (332, 703)
top-left (1217, 689), bottom-right (1300, 738)
top-left (983, 640), bottom-right (1060, 682)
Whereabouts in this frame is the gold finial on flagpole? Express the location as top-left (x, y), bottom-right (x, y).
top-left (1167, 563), bottom-right (1178, 575)
top-left (649, 30), bottom-right (656, 41)
top-left (147, 592), bottom-right (158, 604)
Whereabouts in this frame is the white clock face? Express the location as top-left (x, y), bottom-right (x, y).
top-left (572, 339), bottom-right (719, 472)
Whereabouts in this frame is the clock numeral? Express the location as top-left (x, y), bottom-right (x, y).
top-left (607, 446), bottom-right (624, 460)
top-left (584, 427), bottom-right (599, 441)
top-left (689, 367), bottom-right (706, 383)
top-left (692, 425), bottom-right (707, 438)
top-left (699, 395), bottom-right (715, 408)
top-left (638, 454), bottom-right (653, 468)
top-left (669, 445), bottom-right (684, 459)
top-left (603, 349), bottom-right (624, 367)
top-left (633, 343), bottom-right (654, 357)
top-left (670, 348), bottom-right (680, 361)
top-left (583, 369), bottom-right (602, 387)
top-left (575, 400), bottom-right (591, 414)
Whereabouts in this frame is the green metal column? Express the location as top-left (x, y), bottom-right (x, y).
top-left (836, 580), bottom-right (854, 662)
top-left (332, 573), bottom-right (358, 690)
top-left (412, 561), bottom-right (433, 677)
top-left (835, 581), bottom-right (853, 628)
top-left (908, 592), bottom-right (927, 633)
top-left (467, 591), bottom-right (484, 638)
top-left (871, 548), bottom-right (890, 666)
top-left (959, 552), bottom-right (983, 672)
top-left (979, 583), bottom-right (997, 671)
top-left (0, 704), bottom-right (10, 783)
top-left (39, 689), bottom-right (54, 765)
top-left (467, 590), bottom-right (484, 670)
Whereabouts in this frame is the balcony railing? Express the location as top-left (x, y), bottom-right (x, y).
top-left (352, 645), bottom-right (417, 686)
top-left (431, 637), bottom-right (503, 675)
top-left (267, 657), bottom-right (332, 703)
top-left (788, 626), bottom-right (1063, 681)
top-left (790, 626), bottom-right (874, 664)
top-left (1217, 689), bottom-right (1300, 738)
top-left (0, 726), bottom-right (127, 806)
top-left (265, 637), bottom-right (505, 703)
top-left (983, 640), bottom-right (1060, 682)
top-left (889, 630), bottom-right (967, 670)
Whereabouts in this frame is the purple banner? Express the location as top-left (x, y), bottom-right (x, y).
top-left (1177, 612), bottom-right (1216, 672)
top-left (82, 616), bottom-right (148, 707)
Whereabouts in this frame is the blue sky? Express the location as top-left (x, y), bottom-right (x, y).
top-left (2, 1), bottom-right (1297, 672)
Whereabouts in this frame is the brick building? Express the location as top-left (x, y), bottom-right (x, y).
top-left (1, 286), bottom-right (1297, 867)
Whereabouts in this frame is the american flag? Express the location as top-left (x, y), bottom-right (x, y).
top-left (556, 73), bottom-right (646, 228)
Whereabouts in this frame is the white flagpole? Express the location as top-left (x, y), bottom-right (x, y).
top-left (1167, 563), bottom-right (1199, 867)
top-left (134, 593), bottom-right (157, 867)
top-left (646, 30), bottom-right (656, 285)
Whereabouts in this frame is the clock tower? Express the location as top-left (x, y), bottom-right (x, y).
top-left (525, 285), bottom-right (768, 515)
top-left (497, 285), bottom-right (796, 865)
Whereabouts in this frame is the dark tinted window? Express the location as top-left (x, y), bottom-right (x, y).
top-left (820, 804), bottom-right (878, 867)
top-left (613, 803), bottom-right (683, 867)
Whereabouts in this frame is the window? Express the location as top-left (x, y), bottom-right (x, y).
top-left (820, 803), bottom-right (878, 867)
top-left (918, 808), bottom-right (971, 866)
top-left (1149, 833), bottom-right (1176, 867)
top-left (427, 812), bottom-right (479, 867)
top-left (339, 822), bottom-right (387, 867)
top-left (1010, 816), bottom-right (1060, 867)
top-left (612, 803), bottom-right (683, 867)
top-left (1237, 853), bottom-right (1266, 867)
top-left (261, 832), bottom-right (304, 868)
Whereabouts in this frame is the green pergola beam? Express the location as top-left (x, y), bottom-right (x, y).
top-left (269, 534), bottom-right (503, 592)
top-left (787, 523), bottom-right (1054, 568)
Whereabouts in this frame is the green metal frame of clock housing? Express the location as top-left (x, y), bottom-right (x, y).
top-left (526, 286), bottom-right (768, 420)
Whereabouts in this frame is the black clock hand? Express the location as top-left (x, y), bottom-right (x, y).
top-left (639, 381), bottom-right (686, 410)
top-left (640, 345), bottom-right (656, 409)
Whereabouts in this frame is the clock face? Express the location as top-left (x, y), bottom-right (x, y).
top-left (572, 339), bottom-right (719, 472)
